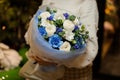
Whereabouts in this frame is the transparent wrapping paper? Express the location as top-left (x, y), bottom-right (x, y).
top-left (26, 5), bottom-right (86, 64)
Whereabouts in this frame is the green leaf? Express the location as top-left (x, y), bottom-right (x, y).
top-left (68, 15), bottom-right (76, 21)
top-left (75, 29), bottom-right (80, 36)
top-left (58, 31), bottom-right (65, 36)
top-left (71, 40), bottom-right (77, 44)
top-left (19, 47), bottom-right (28, 66)
top-left (38, 22), bottom-right (41, 27)
top-left (86, 31), bottom-right (89, 34)
top-left (85, 35), bottom-right (89, 39)
top-left (46, 7), bottom-right (57, 14)
top-left (81, 25), bottom-right (85, 30)
top-left (53, 9), bottom-right (57, 13)
top-left (44, 35), bottom-right (48, 39)
top-left (38, 16), bottom-right (41, 21)
top-left (46, 7), bottom-right (51, 12)
top-left (54, 19), bottom-right (63, 27)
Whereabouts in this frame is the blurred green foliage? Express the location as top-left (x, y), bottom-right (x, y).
top-left (0, 67), bottom-right (24, 80)
top-left (19, 46), bottom-right (29, 67)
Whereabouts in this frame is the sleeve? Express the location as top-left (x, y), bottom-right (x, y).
top-left (24, 19), bottom-right (33, 45)
top-left (63, 0), bottom-right (99, 68)
top-left (41, 0), bottom-right (51, 6)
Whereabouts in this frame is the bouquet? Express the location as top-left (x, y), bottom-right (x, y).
top-left (27, 5), bottom-right (89, 63)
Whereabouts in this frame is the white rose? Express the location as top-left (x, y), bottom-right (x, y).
top-left (41, 19), bottom-right (50, 27)
top-left (64, 30), bottom-right (75, 41)
top-left (63, 20), bottom-right (74, 31)
top-left (59, 41), bottom-right (71, 52)
top-left (39, 12), bottom-right (50, 19)
top-left (45, 24), bottom-right (56, 37)
top-left (54, 12), bottom-right (65, 21)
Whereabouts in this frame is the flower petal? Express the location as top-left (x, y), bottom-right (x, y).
top-left (63, 20), bottom-right (74, 31)
top-left (45, 25), bottom-right (56, 37)
top-left (39, 12), bottom-right (50, 19)
top-left (59, 41), bottom-right (71, 52)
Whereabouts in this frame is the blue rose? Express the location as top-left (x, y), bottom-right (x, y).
top-left (38, 26), bottom-right (47, 36)
top-left (49, 34), bottom-right (63, 48)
